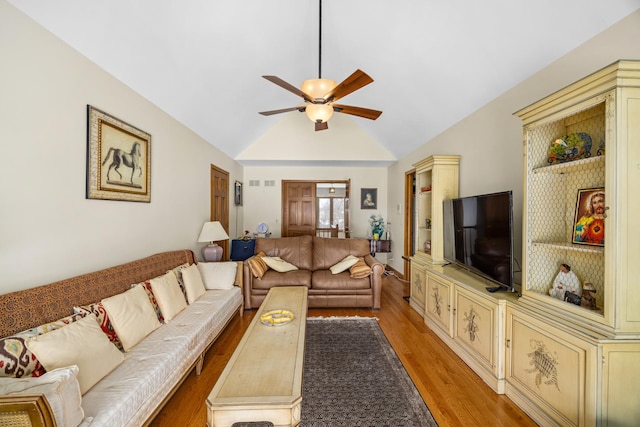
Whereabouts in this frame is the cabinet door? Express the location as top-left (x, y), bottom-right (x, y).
top-left (425, 273), bottom-right (452, 335)
top-left (409, 262), bottom-right (427, 316)
top-left (600, 342), bottom-right (640, 426)
top-left (505, 306), bottom-right (597, 427)
top-left (453, 286), bottom-right (497, 372)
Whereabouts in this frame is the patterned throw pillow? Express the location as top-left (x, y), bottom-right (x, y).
top-left (133, 280), bottom-right (165, 323)
top-left (248, 251), bottom-right (269, 278)
top-left (0, 335), bottom-right (44, 378)
top-left (169, 263), bottom-right (190, 304)
top-left (349, 257), bottom-right (372, 279)
top-left (74, 302), bottom-right (124, 351)
top-left (0, 312), bottom-right (86, 378)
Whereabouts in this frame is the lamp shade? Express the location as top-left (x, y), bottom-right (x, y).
top-left (197, 221), bottom-right (229, 243)
top-left (301, 78), bottom-right (336, 123)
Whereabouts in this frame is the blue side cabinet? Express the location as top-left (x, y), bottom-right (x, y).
top-left (230, 239), bottom-right (256, 261)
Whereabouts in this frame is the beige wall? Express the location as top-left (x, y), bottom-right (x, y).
top-left (386, 10), bottom-right (640, 278)
top-left (0, 3), bottom-right (243, 293)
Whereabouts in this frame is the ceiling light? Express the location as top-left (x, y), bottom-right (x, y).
top-left (329, 185), bottom-right (335, 193)
top-left (301, 78), bottom-right (336, 123)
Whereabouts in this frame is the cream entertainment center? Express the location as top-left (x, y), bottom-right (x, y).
top-left (410, 60), bottom-right (640, 426)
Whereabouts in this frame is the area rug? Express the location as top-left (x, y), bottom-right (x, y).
top-left (301, 317), bottom-right (438, 426)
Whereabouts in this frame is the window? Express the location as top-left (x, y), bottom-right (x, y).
top-left (316, 183), bottom-right (347, 234)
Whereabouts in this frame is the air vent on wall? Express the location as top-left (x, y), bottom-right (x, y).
top-left (249, 180), bottom-right (260, 187)
top-left (264, 180), bottom-right (276, 187)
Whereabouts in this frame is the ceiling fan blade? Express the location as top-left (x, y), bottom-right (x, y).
top-left (259, 106), bottom-right (303, 116)
top-left (323, 69), bottom-right (373, 102)
top-left (315, 121), bottom-right (329, 131)
top-left (333, 104), bottom-right (382, 120)
top-left (262, 75), bottom-right (314, 103)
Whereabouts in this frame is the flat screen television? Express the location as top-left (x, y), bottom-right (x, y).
top-left (443, 191), bottom-right (515, 292)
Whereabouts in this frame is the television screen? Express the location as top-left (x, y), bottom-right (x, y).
top-left (443, 191), bottom-right (514, 291)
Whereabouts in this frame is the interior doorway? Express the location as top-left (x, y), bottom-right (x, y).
top-left (210, 165), bottom-right (230, 260)
top-left (281, 180), bottom-right (350, 238)
top-left (403, 170), bottom-right (416, 280)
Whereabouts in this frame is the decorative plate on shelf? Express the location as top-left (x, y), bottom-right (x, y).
top-left (260, 309), bottom-right (294, 326)
top-left (547, 132), bottom-right (592, 165)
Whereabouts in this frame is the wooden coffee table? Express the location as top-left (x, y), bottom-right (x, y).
top-left (206, 286), bottom-right (308, 427)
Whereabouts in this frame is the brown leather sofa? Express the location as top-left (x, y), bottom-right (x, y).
top-left (242, 236), bottom-right (384, 309)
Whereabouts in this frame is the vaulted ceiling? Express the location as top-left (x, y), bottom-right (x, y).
top-left (9, 0), bottom-right (640, 165)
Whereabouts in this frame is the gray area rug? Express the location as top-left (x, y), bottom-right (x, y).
top-left (301, 317), bottom-right (438, 427)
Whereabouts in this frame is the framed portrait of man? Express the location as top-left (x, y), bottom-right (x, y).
top-left (572, 187), bottom-right (605, 246)
top-left (361, 188), bottom-right (377, 210)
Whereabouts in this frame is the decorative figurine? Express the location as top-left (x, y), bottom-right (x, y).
top-left (549, 264), bottom-right (581, 300)
top-left (580, 282), bottom-right (598, 310)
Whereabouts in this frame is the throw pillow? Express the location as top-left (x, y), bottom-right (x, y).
top-left (150, 271), bottom-right (188, 321)
top-left (262, 256), bottom-right (298, 273)
top-left (181, 263), bottom-right (207, 303)
top-left (101, 285), bottom-right (161, 352)
top-left (169, 262), bottom-right (191, 304)
top-left (0, 335), bottom-right (44, 378)
top-left (197, 262), bottom-right (237, 290)
top-left (0, 312), bottom-right (88, 378)
top-left (133, 279), bottom-right (165, 323)
top-left (350, 257), bottom-right (373, 278)
top-left (247, 251), bottom-right (269, 278)
top-left (329, 254), bottom-right (359, 274)
top-left (74, 302), bottom-right (124, 351)
top-left (26, 314), bottom-right (125, 394)
top-left (0, 365), bottom-right (84, 427)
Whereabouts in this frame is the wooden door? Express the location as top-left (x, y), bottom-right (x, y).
top-left (210, 165), bottom-right (229, 259)
top-left (404, 170), bottom-right (416, 280)
top-left (282, 181), bottom-right (315, 237)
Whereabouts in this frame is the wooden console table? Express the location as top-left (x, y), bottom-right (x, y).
top-left (206, 286), bottom-right (308, 427)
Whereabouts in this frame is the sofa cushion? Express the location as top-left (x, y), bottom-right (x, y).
top-left (256, 236), bottom-right (313, 271)
top-left (134, 280), bottom-right (165, 323)
top-left (180, 263), bottom-right (206, 302)
top-left (26, 314), bottom-right (125, 394)
top-left (0, 335), bottom-right (44, 378)
top-left (197, 261), bottom-right (237, 290)
top-left (102, 285), bottom-right (161, 352)
top-left (311, 269), bottom-right (372, 290)
top-left (330, 254), bottom-right (359, 274)
top-left (248, 251), bottom-right (269, 278)
top-left (251, 270), bottom-right (312, 290)
top-left (74, 302), bottom-right (124, 351)
top-left (262, 256), bottom-right (298, 273)
top-left (0, 365), bottom-right (84, 427)
top-left (349, 257), bottom-right (373, 279)
top-left (150, 271), bottom-right (188, 322)
top-left (312, 237), bottom-right (371, 270)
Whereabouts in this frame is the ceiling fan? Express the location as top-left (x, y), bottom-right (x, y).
top-left (259, 0), bottom-right (382, 131)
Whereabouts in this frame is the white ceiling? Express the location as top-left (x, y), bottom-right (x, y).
top-left (8, 0), bottom-right (640, 165)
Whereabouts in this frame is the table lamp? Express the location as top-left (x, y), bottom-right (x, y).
top-left (197, 221), bottom-right (229, 262)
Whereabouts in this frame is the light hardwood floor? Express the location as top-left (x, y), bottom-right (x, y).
top-left (150, 273), bottom-right (537, 427)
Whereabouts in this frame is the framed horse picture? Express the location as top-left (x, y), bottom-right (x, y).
top-left (86, 106), bottom-right (151, 202)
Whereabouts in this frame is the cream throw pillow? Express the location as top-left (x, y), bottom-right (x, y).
top-left (197, 261), bottom-right (237, 289)
top-left (150, 271), bottom-right (188, 321)
top-left (102, 285), bottom-right (161, 351)
top-left (0, 365), bottom-right (84, 427)
top-left (181, 263), bottom-right (207, 303)
top-left (262, 256), bottom-right (298, 273)
top-left (26, 314), bottom-right (125, 394)
top-left (329, 254), bottom-right (359, 274)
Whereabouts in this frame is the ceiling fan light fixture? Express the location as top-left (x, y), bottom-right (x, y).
top-left (301, 78), bottom-right (336, 99)
top-left (305, 103), bottom-right (334, 123)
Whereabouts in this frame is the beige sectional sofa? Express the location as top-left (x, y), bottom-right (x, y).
top-left (0, 250), bottom-right (243, 427)
top-left (243, 236), bottom-right (384, 309)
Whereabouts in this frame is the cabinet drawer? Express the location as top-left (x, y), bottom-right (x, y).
top-left (453, 288), bottom-right (496, 370)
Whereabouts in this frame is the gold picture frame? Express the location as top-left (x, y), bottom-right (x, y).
top-left (572, 187), bottom-right (605, 246)
top-left (86, 106), bottom-right (151, 202)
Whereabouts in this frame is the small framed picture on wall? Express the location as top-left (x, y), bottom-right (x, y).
top-left (235, 181), bottom-right (243, 206)
top-left (361, 188), bottom-right (377, 209)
